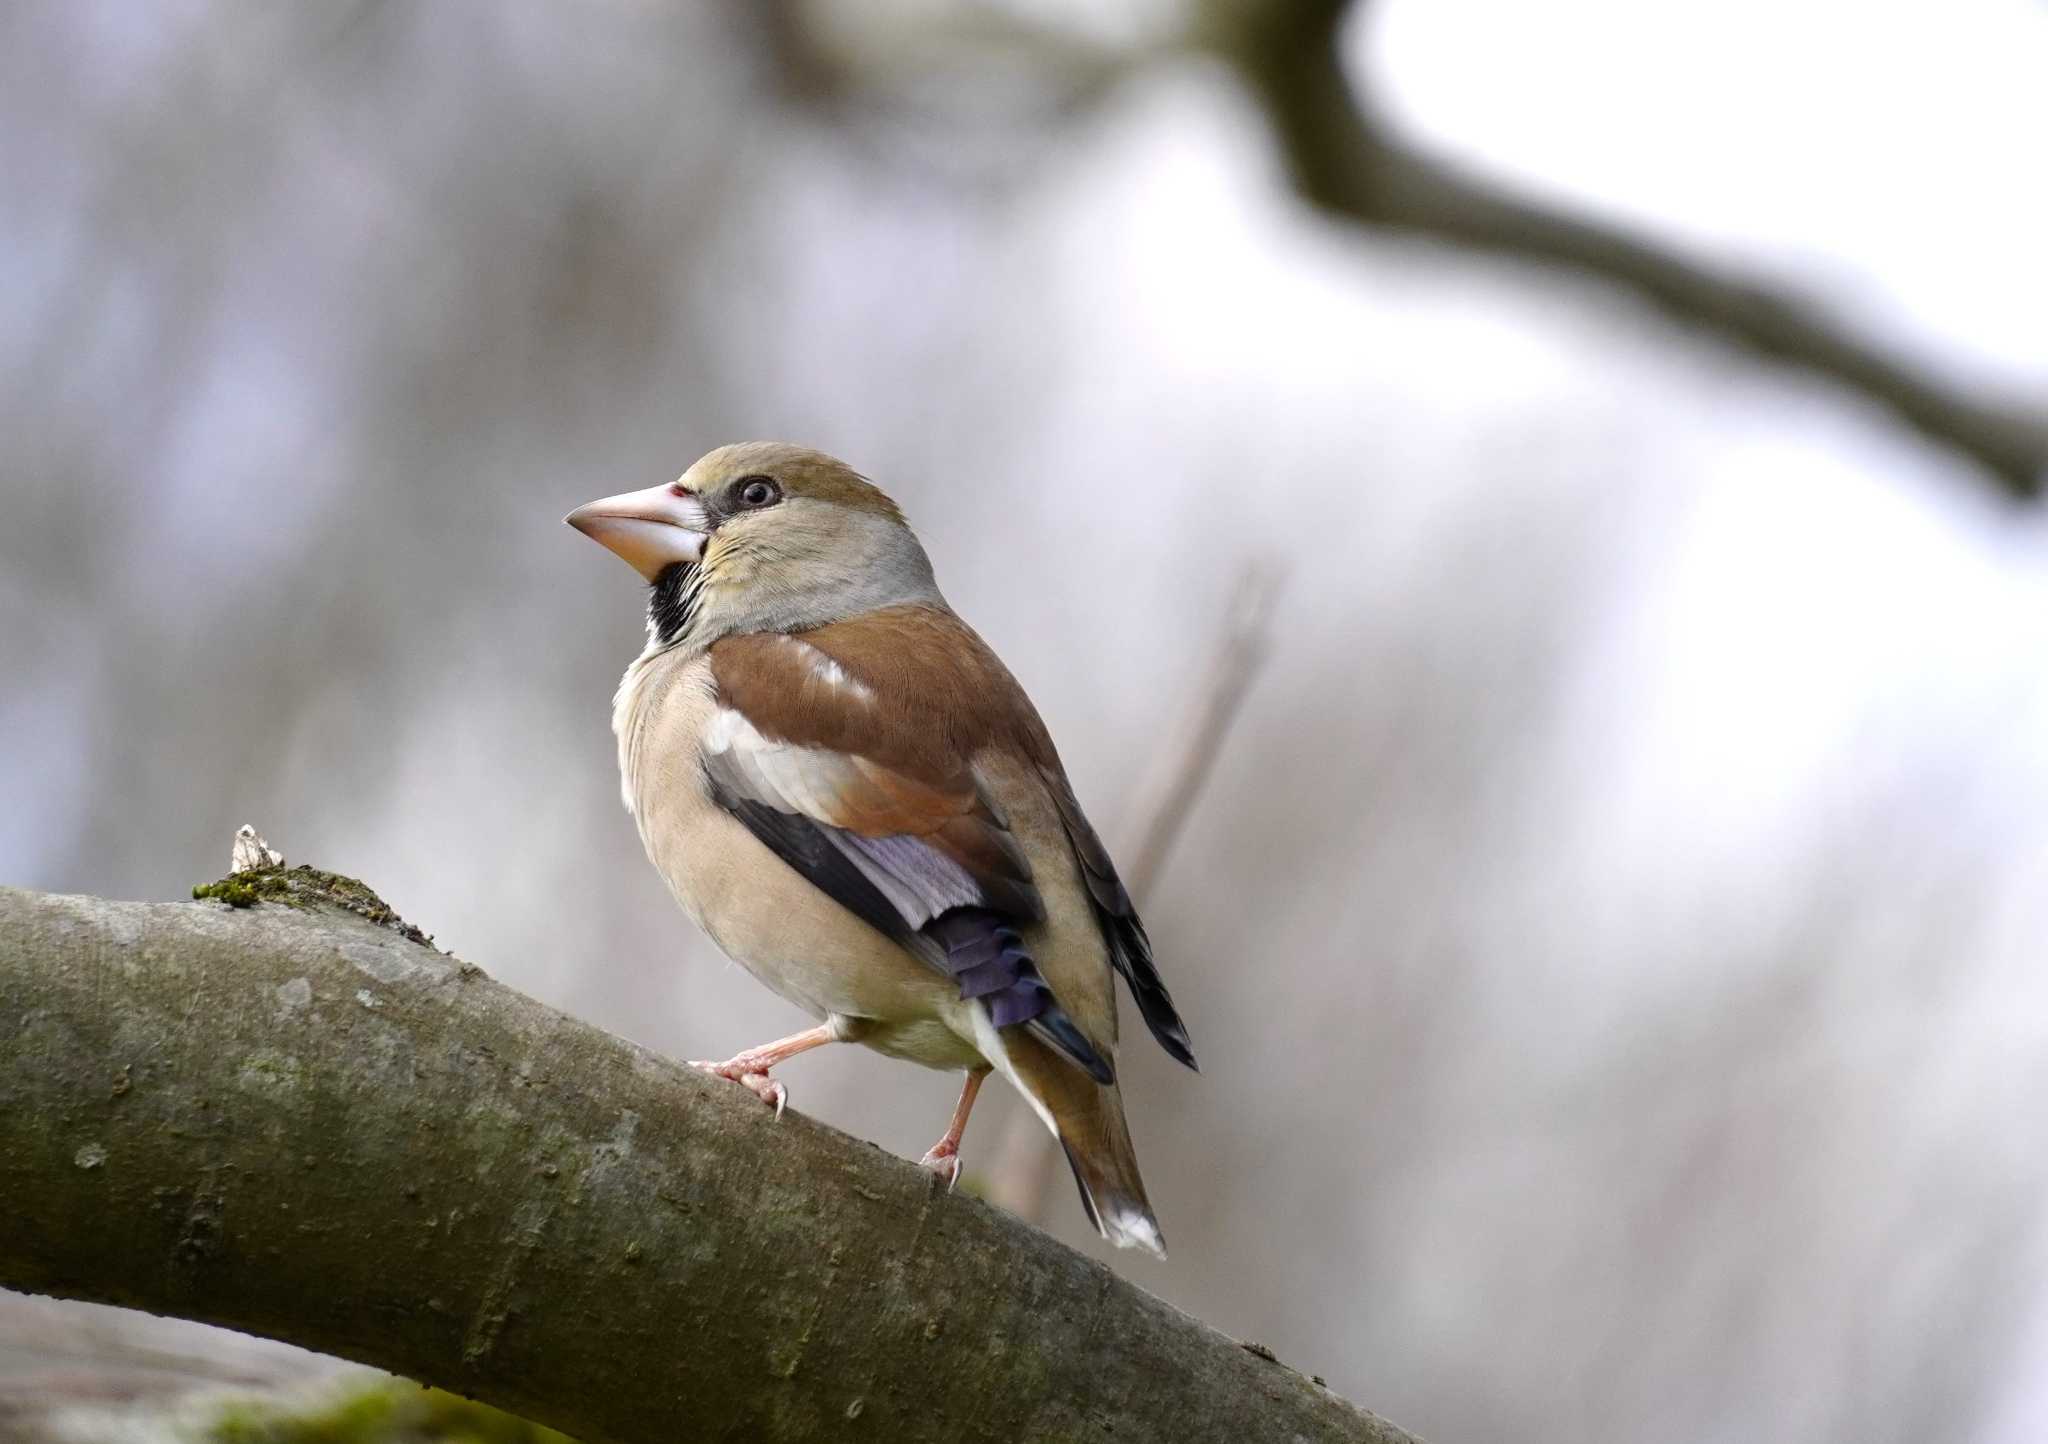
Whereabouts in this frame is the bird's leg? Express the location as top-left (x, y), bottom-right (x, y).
top-left (689, 1024), bottom-right (837, 1118)
top-left (919, 1066), bottom-right (991, 1190)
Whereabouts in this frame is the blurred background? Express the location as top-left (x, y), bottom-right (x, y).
top-left (5, 1), bottom-right (2048, 1440)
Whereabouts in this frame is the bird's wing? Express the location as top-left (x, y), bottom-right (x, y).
top-left (1038, 768), bottom-right (1197, 1071)
top-left (704, 623), bottom-right (1112, 1081)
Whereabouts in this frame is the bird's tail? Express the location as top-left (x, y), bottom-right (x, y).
top-left (1001, 1030), bottom-right (1165, 1258)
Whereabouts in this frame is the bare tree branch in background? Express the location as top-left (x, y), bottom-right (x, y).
top-left (985, 563), bottom-right (1281, 1222)
top-left (1118, 565), bottom-right (1285, 897)
top-left (1210, 0), bottom-right (2048, 500)
top-left (748, 0), bottom-right (2048, 501)
top-left (0, 879), bottom-right (1409, 1444)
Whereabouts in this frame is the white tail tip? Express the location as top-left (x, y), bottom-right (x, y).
top-left (1104, 1209), bottom-right (1166, 1259)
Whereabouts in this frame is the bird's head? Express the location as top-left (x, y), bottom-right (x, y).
top-left (567, 442), bottom-right (941, 645)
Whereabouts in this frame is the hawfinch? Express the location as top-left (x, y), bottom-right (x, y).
top-left (567, 443), bottom-right (1195, 1254)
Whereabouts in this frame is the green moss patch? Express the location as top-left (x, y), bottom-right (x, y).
top-left (192, 865), bottom-right (436, 950)
top-left (205, 1379), bottom-right (574, 1444)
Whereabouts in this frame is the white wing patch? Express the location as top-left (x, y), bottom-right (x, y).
top-left (701, 703), bottom-right (981, 929)
top-left (702, 704), bottom-right (759, 756)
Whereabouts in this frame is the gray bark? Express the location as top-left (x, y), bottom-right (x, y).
top-left (0, 882), bottom-right (1416, 1443)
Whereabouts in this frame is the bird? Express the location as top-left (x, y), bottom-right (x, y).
top-left (566, 442), bottom-right (1196, 1254)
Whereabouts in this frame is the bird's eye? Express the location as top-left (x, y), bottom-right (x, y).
top-left (736, 476), bottom-right (780, 509)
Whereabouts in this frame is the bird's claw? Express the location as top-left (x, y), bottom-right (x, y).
top-left (690, 1059), bottom-right (788, 1118)
top-left (919, 1143), bottom-right (962, 1192)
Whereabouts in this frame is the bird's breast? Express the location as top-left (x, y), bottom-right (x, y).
top-left (611, 645), bottom-right (966, 1035)
top-left (614, 646), bottom-right (765, 956)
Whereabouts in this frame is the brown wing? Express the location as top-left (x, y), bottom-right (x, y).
top-left (706, 625), bottom-right (1111, 1079)
top-left (724, 607), bottom-right (1195, 1072)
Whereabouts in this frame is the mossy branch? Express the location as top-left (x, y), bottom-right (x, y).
top-left (192, 864), bottom-right (434, 949)
top-left (0, 881), bottom-right (1415, 1444)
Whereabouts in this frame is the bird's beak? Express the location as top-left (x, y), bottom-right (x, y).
top-left (565, 483), bottom-right (709, 581)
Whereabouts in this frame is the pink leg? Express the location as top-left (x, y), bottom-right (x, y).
top-left (690, 1024), bottom-right (837, 1118)
top-left (919, 1067), bottom-right (991, 1190)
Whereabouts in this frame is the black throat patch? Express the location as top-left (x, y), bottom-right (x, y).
top-left (648, 561), bottom-right (700, 645)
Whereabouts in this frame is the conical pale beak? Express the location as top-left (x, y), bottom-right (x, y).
top-left (565, 483), bottom-right (709, 581)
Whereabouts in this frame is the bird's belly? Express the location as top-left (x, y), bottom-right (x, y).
top-left (680, 846), bottom-right (998, 1068)
top-left (680, 843), bottom-right (986, 1071)
top-left (848, 1013), bottom-right (988, 1070)
top-left (619, 653), bottom-right (971, 1043)
top-left (659, 797), bottom-right (949, 1016)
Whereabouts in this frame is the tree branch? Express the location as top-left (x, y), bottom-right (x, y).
top-left (1117, 563), bottom-right (1283, 899)
top-left (0, 881), bottom-right (1411, 1444)
top-left (1214, 0), bottom-right (2048, 500)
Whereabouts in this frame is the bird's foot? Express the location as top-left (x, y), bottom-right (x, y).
top-left (689, 1056), bottom-right (789, 1118)
top-left (916, 1067), bottom-right (986, 1192)
top-left (919, 1138), bottom-right (962, 1191)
